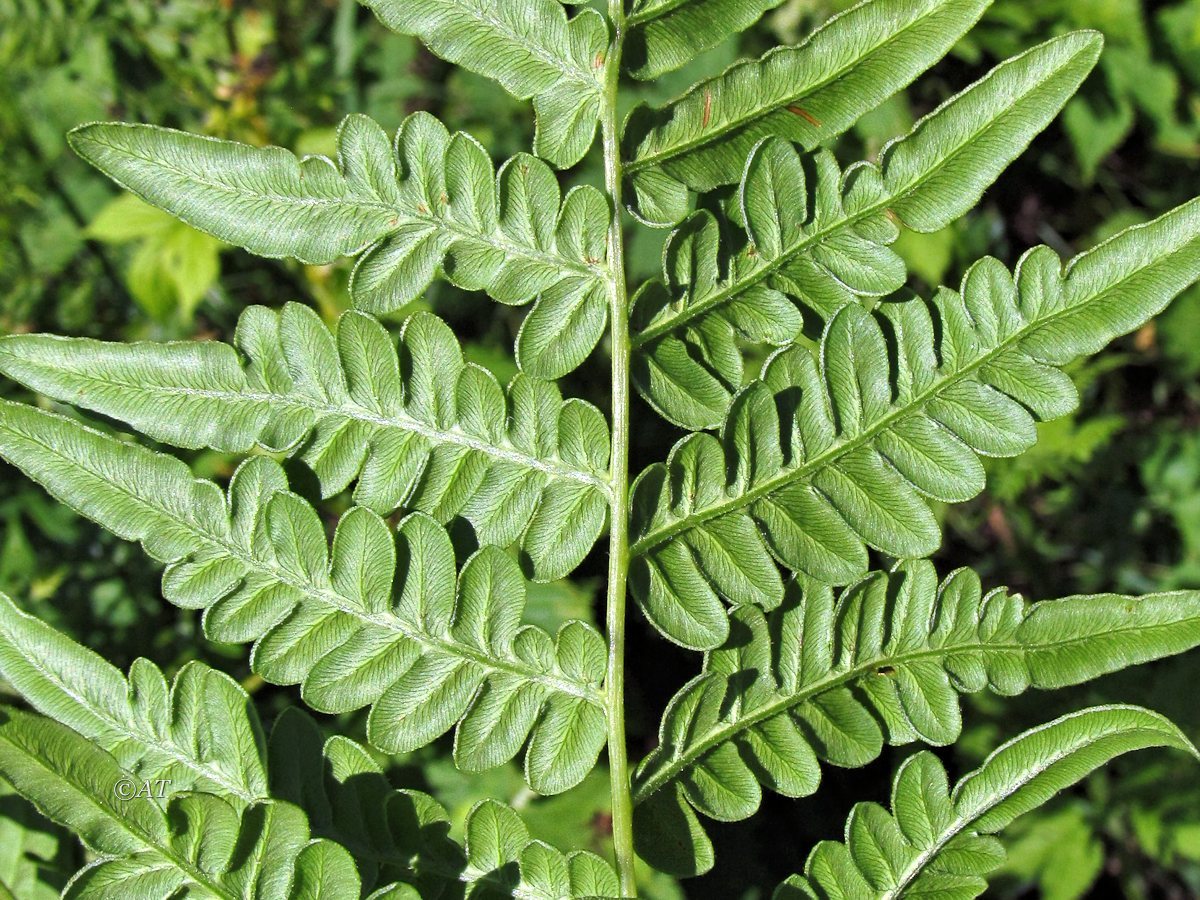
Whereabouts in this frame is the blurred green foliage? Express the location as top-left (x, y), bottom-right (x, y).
top-left (1, 0), bottom-right (1199, 896)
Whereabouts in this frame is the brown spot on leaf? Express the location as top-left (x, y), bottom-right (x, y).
top-left (702, 90), bottom-right (713, 129)
top-left (787, 106), bottom-right (822, 128)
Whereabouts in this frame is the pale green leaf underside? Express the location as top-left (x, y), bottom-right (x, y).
top-left (359, 0), bottom-right (606, 167)
top-left (13, 3), bottom-right (1198, 894)
top-left (0, 594), bottom-right (267, 808)
top-left (0, 601), bottom-right (616, 896)
top-left (629, 560), bottom-right (1200, 876)
top-left (0, 304), bottom-right (611, 581)
top-left (0, 711), bottom-right (614, 900)
top-left (0, 707), bottom-right (357, 900)
top-left (457, 799), bottom-right (622, 899)
top-left (777, 707), bottom-right (1199, 899)
top-left (624, 0), bottom-right (991, 212)
top-left (630, 139), bottom-right (903, 429)
top-left (69, 113), bottom-right (610, 361)
top-left (0, 780), bottom-right (68, 900)
top-left (624, 0), bottom-right (783, 81)
top-left (268, 713), bottom-right (619, 898)
top-left (0, 407), bottom-right (608, 794)
top-left (629, 197), bottom-right (1200, 649)
top-left (630, 31), bottom-right (1103, 429)
top-left (0, 596), bottom-right (411, 892)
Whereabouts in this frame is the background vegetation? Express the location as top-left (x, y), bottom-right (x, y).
top-left (1, 0), bottom-right (1199, 895)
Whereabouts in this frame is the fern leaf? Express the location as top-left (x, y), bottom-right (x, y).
top-left (0, 305), bottom-right (611, 578)
top-left (0, 706), bottom-right (360, 898)
top-left (0, 600), bottom-right (398, 891)
top-left (267, 709), bottom-right (445, 893)
top-left (624, 0), bottom-right (784, 82)
top-left (776, 706), bottom-right (1199, 899)
top-left (629, 142), bottom-right (902, 428)
top-left (0, 599), bottom-right (610, 896)
top-left (0, 404), bottom-right (608, 793)
top-left (69, 113), bottom-right (610, 348)
top-left (359, 0), bottom-right (606, 167)
top-left (624, 0), bottom-right (991, 220)
top-left (631, 561), bottom-right (1200, 876)
top-left (0, 782), bottom-right (73, 900)
top-left (267, 712), bottom-right (620, 897)
top-left (629, 198), bottom-right (1200, 648)
top-left (0, 593), bottom-right (266, 807)
top-left (630, 31), bottom-right (1102, 428)
top-left (0, 596), bottom-right (422, 891)
top-left (459, 799), bottom-right (622, 899)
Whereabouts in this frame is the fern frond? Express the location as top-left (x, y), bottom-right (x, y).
top-left (270, 710), bottom-right (620, 897)
top-left (0, 602), bottom-right (620, 897)
top-left (0, 706), bottom-right (361, 898)
top-left (0, 593), bottom-right (266, 807)
top-left (0, 781), bottom-right (72, 899)
top-left (623, 0), bottom-right (990, 222)
top-left (629, 198), bottom-right (1200, 648)
top-left (0, 594), bottom-right (410, 890)
top-left (457, 799), bottom-right (622, 899)
top-left (266, 709), bottom-right (443, 892)
top-left (630, 31), bottom-right (1102, 429)
top-left (0, 705), bottom-right (618, 898)
top-left (624, 0), bottom-right (784, 82)
top-left (69, 113), bottom-right (610, 355)
top-left (628, 560), bottom-right (1200, 874)
top-left (0, 408), bottom-right (608, 793)
top-left (776, 706), bottom-right (1200, 899)
top-left (630, 141), bottom-right (904, 429)
top-left (358, 0), bottom-right (606, 167)
top-left (0, 597), bottom-right (393, 889)
top-left (0, 305), bottom-right (611, 578)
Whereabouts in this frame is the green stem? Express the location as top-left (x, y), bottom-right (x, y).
top-left (601, 1), bottom-right (637, 895)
